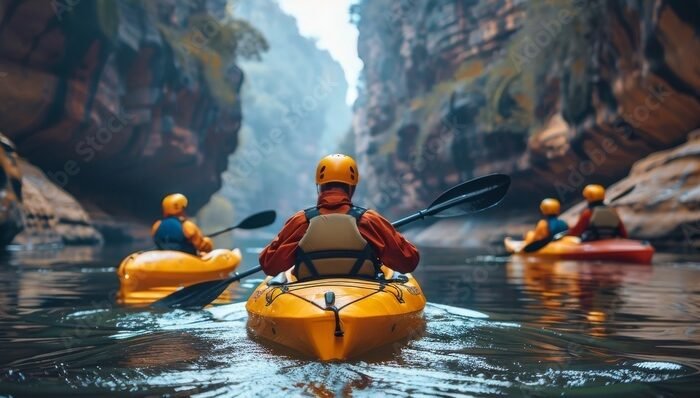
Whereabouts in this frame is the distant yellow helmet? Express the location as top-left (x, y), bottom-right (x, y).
top-left (162, 193), bottom-right (188, 216)
top-left (315, 154), bottom-right (359, 186)
top-left (582, 184), bottom-right (606, 203)
top-left (540, 198), bottom-right (561, 216)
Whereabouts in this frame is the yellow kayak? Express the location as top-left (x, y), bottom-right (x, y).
top-left (246, 266), bottom-right (426, 361)
top-left (117, 248), bottom-right (242, 305)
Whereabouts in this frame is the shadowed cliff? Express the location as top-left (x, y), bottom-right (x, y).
top-left (350, 0), bottom-right (700, 248)
top-left (0, 0), bottom-right (266, 241)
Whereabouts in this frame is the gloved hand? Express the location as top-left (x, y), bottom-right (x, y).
top-left (200, 237), bottom-right (214, 253)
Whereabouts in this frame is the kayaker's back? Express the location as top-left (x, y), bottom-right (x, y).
top-left (295, 206), bottom-right (380, 280)
top-left (259, 154), bottom-right (419, 277)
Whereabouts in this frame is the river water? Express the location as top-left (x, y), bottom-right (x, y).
top-left (1, 242), bottom-right (699, 397)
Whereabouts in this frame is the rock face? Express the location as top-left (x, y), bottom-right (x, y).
top-left (0, 134), bottom-right (23, 246)
top-left (13, 159), bottom-right (102, 247)
top-left (351, 0), bottom-right (700, 225)
top-left (562, 131), bottom-right (700, 251)
top-left (0, 0), bottom-right (266, 230)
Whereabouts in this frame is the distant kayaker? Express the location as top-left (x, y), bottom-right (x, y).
top-left (152, 193), bottom-right (213, 255)
top-left (524, 198), bottom-right (569, 244)
top-left (569, 184), bottom-right (627, 241)
top-left (259, 154), bottom-right (420, 279)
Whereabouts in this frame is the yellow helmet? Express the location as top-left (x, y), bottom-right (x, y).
top-left (540, 198), bottom-right (561, 216)
top-left (582, 184), bottom-right (606, 203)
top-left (162, 193), bottom-right (188, 216)
top-left (315, 154), bottom-right (359, 186)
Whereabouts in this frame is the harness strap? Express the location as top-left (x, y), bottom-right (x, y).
top-left (303, 206), bottom-right (321, 221)
top-left (295, 205), bottom-right (379, 279)
top-left (349, 244), bottom-right (377, 275)
top-left (347, 205), bottom-right (367, 221)
top-left (295, 246), bottom-right (320, 277)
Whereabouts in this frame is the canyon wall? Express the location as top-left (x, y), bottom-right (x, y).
top-left (202, 0), bottom-right (351, 228)
top-left (351, 0), bottom-right (700, 247)
top-left (0, 0), bottom-right (266, 242)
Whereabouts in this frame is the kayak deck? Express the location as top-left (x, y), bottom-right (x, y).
top-left (117, 248), bottom-right (242, 305)
top-left (505, 237), bottom-right (654, 264)
top-left (246, 268), bottom-right (426, 361)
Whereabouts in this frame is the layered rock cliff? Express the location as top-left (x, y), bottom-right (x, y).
top-left (351, 0), bottom-right (700, 247)
top-left (0, 0), bottom-right (266, 240)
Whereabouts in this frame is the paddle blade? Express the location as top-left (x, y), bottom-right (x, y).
top-left (522, 230), bottom-right (568, 253)
top-left (151, 266), bottom-right (263, 310)
top-left (151, 279), bottom-right (232, 310)
top-left (426, 174), bottom-right (511, 218)
top-left (237, 210), bottom-right (277, 230)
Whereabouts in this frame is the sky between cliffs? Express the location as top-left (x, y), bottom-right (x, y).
top-left (277, 0), bottom-right (361, 105)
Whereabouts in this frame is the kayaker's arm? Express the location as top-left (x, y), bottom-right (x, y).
top-left (533, 220), bottom-right (550, 241)
top-left (618, 217), bottom-right (628, 238)
top-left (568, 208), bottom-right (591, 237)
top-left (525, 219), bottom-right (550, 244)
top-left (182, 220), bottom-right (213, 253)
top-left (359, 210), bottom-right (420, 273)
top-left (151, 220), bottom-right (161, 237)
top-left (259, 211), bottom-right (309, 275)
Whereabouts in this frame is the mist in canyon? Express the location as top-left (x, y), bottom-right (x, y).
top-left (198, 0), bottom-right (353, 234)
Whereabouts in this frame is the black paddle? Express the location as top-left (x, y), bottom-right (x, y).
top-left (522, 185), bottom-right (635, 253)
top-left (206, 210), bottom-right (277, 238)
top-left (522, 230), bottom-right (569, 253)
top-left (152, 173), bottom-right (511, 310)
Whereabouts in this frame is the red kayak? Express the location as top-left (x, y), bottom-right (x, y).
top-left (505, 237), bottom-right (655, 264)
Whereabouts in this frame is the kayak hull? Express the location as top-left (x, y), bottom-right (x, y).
top-left (117, 248), bottom-right (242, 305)
top-left (505, 237), bottom-right (654, 264)
top-left (246, 268), bottom-right (426, 361)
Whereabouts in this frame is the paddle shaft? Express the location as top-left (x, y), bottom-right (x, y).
top-left (392, 211), bottom-right (426, 229)
top-left (226, 265), bottom-right (263, 283)
top-left (151, 174), bottom-right (510, 309)
top-left (205, 210), bottom-right (277, 238)
top-left (394, 184), bottom-right (499, 228)
top-left (208, 226), bottom-right (237, 238)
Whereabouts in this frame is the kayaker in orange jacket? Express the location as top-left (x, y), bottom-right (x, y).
top-left (259, 154), bottom-right (420, 278)
top-left (569, 184), bottom-right (627, 241)
top-left (151, 193), bottom-right (213, 255)
top-left (524, 198), bottom-right (569, 244)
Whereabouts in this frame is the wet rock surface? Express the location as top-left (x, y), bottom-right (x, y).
top-left (351, 0), bottom-right (700, 246)
top-left (13, 159), bottom-right (102, 247)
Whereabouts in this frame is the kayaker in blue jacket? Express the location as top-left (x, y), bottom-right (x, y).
top-left (524, 198), bottom-right (569, 245)
top-left (151, 193), bottom-right (213, 255)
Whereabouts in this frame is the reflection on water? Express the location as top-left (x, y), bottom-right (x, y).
top-left (1, 243), bottom-right (700, 396)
